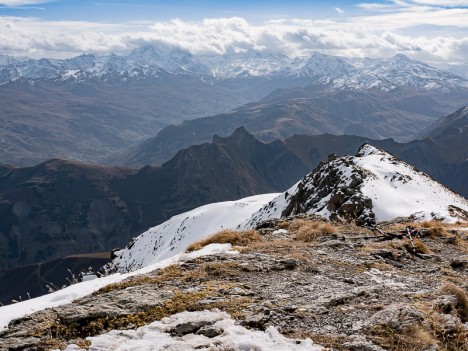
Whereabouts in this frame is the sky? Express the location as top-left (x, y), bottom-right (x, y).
top-left (0, 0), bottom-right (467, 74)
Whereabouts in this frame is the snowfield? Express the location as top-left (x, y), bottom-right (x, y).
top-left (111, 194), bottom-right (278, 273)
top-left (354, 145), bottom-right (468, 222)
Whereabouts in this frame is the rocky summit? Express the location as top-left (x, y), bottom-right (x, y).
top-left (246, 144), bottom-right (468, 228)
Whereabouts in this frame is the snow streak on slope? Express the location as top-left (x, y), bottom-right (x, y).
top-left (0, 244), bottom-right (236, 330)
top-left (63, 311), bottom-right (322, 351)
top-left (244, 144), bottom-right (468, 227)
top-left (111, 194), bottom-right (278, 273)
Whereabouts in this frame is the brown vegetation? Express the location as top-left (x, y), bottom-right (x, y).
top-left (186, 229), bottom-right (262, 252)
top-left (95, 264), bottom-right (206, 295)
top-left (440, 283), bottom-right (468, 322)
top-left (288, 219), bottom-right (338, 242)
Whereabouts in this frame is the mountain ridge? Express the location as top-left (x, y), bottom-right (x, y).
top-left (0, 128), bottom-right (314, 276)
top-left (112, 92), bottom-right (467, 166)
top-left (1, 46), bottom-right (466, 92)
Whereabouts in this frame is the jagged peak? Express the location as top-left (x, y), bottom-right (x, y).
top-left (212, 126), bottom-right (255, 145)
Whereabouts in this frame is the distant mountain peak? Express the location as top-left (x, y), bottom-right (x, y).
top-left (393, 53), bottom-right (411, 61)
top-left (420, 105), bottom-right (468, 139)
top-left (212, 126), bottom-right (255, 145)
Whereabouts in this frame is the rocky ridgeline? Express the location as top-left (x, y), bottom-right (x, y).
top-left (281, 154), bottom-right (374, 226)
top-left (1, 216), bottom-right (467, 350)
top-left (245, 144), bottom-right (468, 229)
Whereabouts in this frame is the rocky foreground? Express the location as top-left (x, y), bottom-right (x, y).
top-left (1, 216), bottom-right (467, 350)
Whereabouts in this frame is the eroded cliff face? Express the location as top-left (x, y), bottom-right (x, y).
top-left (1, 216), bottom-right (467, 351)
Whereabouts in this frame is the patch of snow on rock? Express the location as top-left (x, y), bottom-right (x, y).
top-left (63, 310), bottom-right (322, 351)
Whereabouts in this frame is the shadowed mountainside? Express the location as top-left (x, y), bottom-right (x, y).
top-left (111, 86), bottom-right (467, 167)
top-left (0, 128), bottom-right (314, 275)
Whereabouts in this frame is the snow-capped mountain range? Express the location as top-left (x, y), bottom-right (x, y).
top-left (111, 144), bottom-right (468, 273)
top-left (1, 44), bottom-right (466, 92)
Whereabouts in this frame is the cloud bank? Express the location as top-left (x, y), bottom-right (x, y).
top-left (0, 0), bottom-right (466, 76)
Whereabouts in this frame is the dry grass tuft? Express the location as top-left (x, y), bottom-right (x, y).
top-left (75, 339), bottom-right (92, 349)
top-left (421, 221), bottom-right (450, 237)
top-left (402, 237), bottom-right (432, 254)
top-left (426, 312), bottom-right (468, 351)
top-left (440, 283), bottom-right (468, 322)
top-left (415, 300), bottom-right (468, 351)
top-left (95, 264), bottom-right (206, 295)
top-left (186, 229), bottom-right (262, 252)
top-left (238, 239), bottom-right (297, 255)
top-left (369, 324), bottom-right (437, 351)
top-left (288, 219), bottom-right (338, 242)
top-left (204, 261), bottom-right (240, 277)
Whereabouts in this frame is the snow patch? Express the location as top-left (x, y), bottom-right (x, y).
top-left (63, 310), bottom-right (322, 351)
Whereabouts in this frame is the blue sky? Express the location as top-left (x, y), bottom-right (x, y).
top-left (1, 0), bottom-right (364, 21)
top-left (0, 0), bottom-right (467, 74)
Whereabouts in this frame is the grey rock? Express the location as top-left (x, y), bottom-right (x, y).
top-left (226, 287), bottom-right (249, 296)
top-left (372, 249), bottom-right (394, 260)
top-left (317, 292), bottom-right (356, 307)
top-left (344, 335), bottom-right (386, 351)
top-left (242, 311), bottom-right (269, 330)
top-left (196, 325), bottom-right (223, 338)
top-left (450, 256), bottom-right (468, 270)
top-left (434, 294), bottom-right (459, 315)
top-left (306, 305), bottom-right (330, 314)
top-left (280, 259), bottom-right (298, 270)
top-left (367, 304), bottom-right (424, 331)
top-left (170, 320), bottom-right (211, 336)
top-left (439, 314), bottom-right (459, 334)
top-left (317, 240), bottom-right (353, 249)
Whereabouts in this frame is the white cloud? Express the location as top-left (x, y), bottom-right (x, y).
top-left (411, 0), bottom-right (468, 6)
top-left (0, 12), bottom-right (466, 70)
top-left (353, 7), bottom-right (468, 29)
top-left (0, 0), bottom-right (51, 6)
top-left (334, 7), bottom-right (345, 14)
